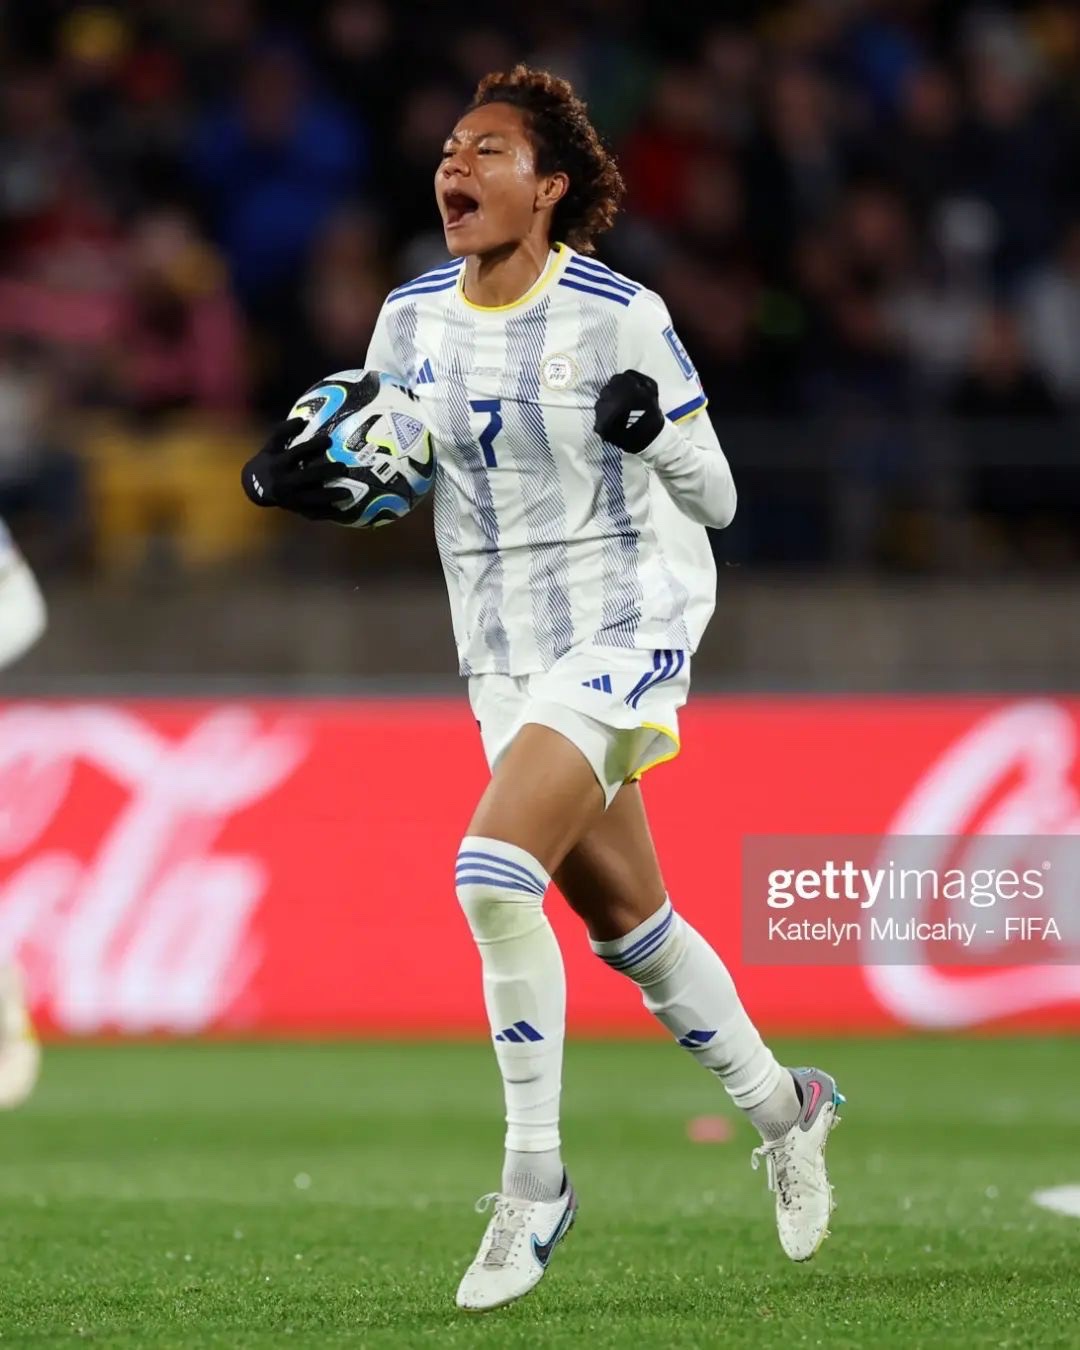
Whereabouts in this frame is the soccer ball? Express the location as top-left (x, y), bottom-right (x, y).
top-left (286, 369), bottom-right (435, 528)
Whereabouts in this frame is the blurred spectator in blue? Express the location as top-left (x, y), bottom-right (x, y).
top-left (190, 41), bottom-right (367, 309)
top-left (839, 2), bottom-right (925, 122)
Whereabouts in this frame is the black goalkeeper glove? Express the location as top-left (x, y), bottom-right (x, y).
top-left (593, 369), bottom-right (665, 454)
top-left (241, 417), bottom-right (352, 521)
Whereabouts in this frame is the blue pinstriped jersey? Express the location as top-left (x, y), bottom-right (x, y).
top-left (365, 244), bottom-right (716, 677)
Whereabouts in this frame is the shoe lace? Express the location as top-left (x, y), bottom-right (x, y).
top-left (751, 1141), bottom-right (794, 1207)
top-left (474, 1193), bottom-right (527, 1268)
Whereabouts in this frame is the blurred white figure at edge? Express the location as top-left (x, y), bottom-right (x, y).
top-left (0, 515), bottom-right (45, 1106)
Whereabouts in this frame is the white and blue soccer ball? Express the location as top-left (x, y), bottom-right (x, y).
top-left (286, 369), bottom-right (434, 528)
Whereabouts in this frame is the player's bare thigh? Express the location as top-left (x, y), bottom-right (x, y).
top-left (554, 781), bottom-right (667, 941)
top-left (466, 722), bottom-right (607, 875)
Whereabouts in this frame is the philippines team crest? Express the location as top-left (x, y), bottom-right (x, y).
top-left (541, 353), bottom-right (579, 390)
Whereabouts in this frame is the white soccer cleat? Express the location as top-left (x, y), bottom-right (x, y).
top-left (751, 1067), bottom-right (843, 1261)
top-left (455, 1177), bottom-right (577, 1312)
top-left (0, 963), bottom-right (40, 1109)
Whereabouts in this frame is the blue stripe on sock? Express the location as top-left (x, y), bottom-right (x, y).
top-left (456, 851), bottom-right (541, 879)
top-left (614, 906), bottom-right (673, 961)
top-left (454, 863), bottom-right (546, 896)
top-left (598, 906), bottom-right (674, 970)
top-left (514, 1020), bottom-right (543, 1042)
top-left (603, 925), bottom-right (670, 971)
top-left (455, 860), bottom-right (546, 893)
top-left (455, 869), bottom-right (544, 894)
top-left (455, 871), bottom-right (544, 896)
top-left (457, 850), bottom-right (547, 891)
top-left (499, 1027), bottom-right (524, 1043)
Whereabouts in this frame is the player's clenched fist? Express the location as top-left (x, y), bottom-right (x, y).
top-left (241, 418), bottom-right (345, 521)
top-left (593, 369), bottom-right (664, 455)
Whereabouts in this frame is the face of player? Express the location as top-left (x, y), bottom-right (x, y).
top-left (435, 102), bottom-right (566, 257)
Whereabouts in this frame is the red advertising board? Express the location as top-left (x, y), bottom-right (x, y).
top-left (0, 696), bottom-right (1077, 1037)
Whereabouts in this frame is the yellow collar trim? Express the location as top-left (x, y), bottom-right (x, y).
top-left (457, 242), bottom-right (567, 313)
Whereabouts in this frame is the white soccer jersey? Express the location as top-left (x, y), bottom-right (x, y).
top-left (365, 243), bottom-right (729, 677)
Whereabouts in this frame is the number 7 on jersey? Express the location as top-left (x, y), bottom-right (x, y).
top-left (469, 398), bottom-right (503, 468)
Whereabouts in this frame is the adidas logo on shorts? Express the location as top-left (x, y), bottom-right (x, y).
top-left (580, 675), bottom-right (612, 693)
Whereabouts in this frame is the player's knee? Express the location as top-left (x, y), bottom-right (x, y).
top-left (455, 836), bottom-right (550, 942)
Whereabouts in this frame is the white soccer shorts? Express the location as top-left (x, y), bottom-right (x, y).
top-left (468, 646), bottom-right (690, 806)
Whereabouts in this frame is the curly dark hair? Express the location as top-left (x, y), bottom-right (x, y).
top-left (467, 65), bottom-right (625, 255)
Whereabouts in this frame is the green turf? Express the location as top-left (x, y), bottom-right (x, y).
top-left (1, 1038), bottom-right (1078, 1348)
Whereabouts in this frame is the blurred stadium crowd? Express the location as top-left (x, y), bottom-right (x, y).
top-left (1, 0), bottom-right (1078, 577)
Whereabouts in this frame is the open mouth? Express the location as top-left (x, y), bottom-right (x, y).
top-left (443, 189), bottom-right (480, 229)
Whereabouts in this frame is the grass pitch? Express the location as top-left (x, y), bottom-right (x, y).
top-left (1, 1037), bottom-right (1078, 1348)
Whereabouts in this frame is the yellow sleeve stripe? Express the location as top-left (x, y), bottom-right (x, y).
top-left (667, 393), bottom-right (708, 424)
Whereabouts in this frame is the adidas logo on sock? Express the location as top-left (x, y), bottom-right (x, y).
top-left (495, 1021), bottom-right (543, 1043)
top-left (416, 358), bottom-right (436, 385)
top-left (580, 674), bottom-right (612, 693)
top-left (677, 1029), bottom-right (717, 1049)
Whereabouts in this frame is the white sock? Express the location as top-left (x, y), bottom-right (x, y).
top-left (590, 899), bottom-right (799, 1140)
top-left (456, 836), bottom-right (565, 1199)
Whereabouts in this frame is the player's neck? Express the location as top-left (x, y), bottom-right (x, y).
top-left (462, 236), bottom-right (554, 308)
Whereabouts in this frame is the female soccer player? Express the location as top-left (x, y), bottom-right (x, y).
top-left (243, 66), bottom-right (841, 1312)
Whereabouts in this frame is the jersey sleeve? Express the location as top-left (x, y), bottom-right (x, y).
top-left (619, 289), bottom-right (735, 528)
top-left (621, 290), bottom-right (708, 425)
top-left (363, 299), bottom-right (412, 385)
